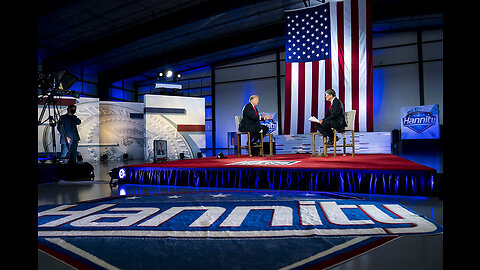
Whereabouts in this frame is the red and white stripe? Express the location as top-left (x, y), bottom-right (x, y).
top-left (284, 0), bottom-right (373, 134)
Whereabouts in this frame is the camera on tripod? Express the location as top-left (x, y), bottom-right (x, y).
top-left (38, 70), bottom-right (80, 164)
top-left (38, 70), bottom-right (80, 99)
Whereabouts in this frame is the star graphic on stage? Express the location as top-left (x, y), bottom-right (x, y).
top-left (210, 193), bottom-right (230, 198)
top-left (168, 195), bottom-right (182, 199)
top-left (261, 194), bottom-right (274, 198)
top-left (126, 196), bottom-right (140, 200)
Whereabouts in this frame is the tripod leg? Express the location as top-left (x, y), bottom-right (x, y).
top-left (38, 97), bottom-right (49, 125)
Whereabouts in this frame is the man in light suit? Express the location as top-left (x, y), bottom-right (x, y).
top-left (315, 89), bottom-right (347, 145)
top-left (239, 95), bottom-right (272, 145)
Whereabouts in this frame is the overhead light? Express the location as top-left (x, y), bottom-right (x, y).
top-left (156, 69), bottom-right (181, 82)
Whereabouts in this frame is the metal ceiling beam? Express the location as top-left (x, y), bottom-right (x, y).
top-left (97, 21), bottom-right (285, 100)
top-left (39, 0), bottom-right (78, 17)
top-left (42, 0), bottom-right (268, 72)
top-left (371, 0), bottom-right (442, 22)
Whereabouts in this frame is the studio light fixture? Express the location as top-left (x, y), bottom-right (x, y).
top-left (157, 69), bottom-right (181, 82)
top-left (155, 69), bottom-right (183, 94)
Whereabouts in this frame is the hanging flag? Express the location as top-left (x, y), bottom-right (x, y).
top-left (284, 0), bottom-right (373, 134)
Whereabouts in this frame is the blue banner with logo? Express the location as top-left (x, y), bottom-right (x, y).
top-left (400, 104), bottom-right (440, 140)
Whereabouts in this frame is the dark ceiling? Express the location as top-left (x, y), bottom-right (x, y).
top-left (38, 0), bottom-right (443, 97)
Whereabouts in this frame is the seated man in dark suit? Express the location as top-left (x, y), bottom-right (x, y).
top-left (239, 95), bottom-right (272, 146)
top-left (315, 89), bottom-right (347, 145)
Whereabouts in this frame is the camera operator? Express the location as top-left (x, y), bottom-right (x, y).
top-left (57, 104), bottom-right (81, 165)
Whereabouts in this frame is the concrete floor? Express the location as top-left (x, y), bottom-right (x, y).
top-left (38, 156), bottom-right (443, 270)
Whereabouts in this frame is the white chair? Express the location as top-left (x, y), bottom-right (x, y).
top-left (235, 116), bottom-right (264, 157)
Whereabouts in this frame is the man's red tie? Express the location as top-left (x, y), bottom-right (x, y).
top-left (254, 106), bottom-right (258, 115)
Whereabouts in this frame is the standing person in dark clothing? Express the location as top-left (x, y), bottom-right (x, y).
top-left (314, 89), bottom-right (346, 145)
top-left (239, 95), bottom-right (272, 145)
top-left (57, 104), bottom-right (81, 164)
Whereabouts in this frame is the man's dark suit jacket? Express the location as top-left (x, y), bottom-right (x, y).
top-left (57, 114), bottom-right (81, 144)
top-left (323, 98), bottom-right (347, 130)
top-left (239, 102), bottom-right (263, 132)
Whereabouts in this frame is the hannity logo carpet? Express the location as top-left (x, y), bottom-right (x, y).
top-left (38, 191), bottom-right (442, 269)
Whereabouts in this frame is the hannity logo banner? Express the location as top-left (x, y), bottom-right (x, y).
top-left (400, 104), bottom-right (440, 139)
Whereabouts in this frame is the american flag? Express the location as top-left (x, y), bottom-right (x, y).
top-left (284, 0), bottom-right (373, 134)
